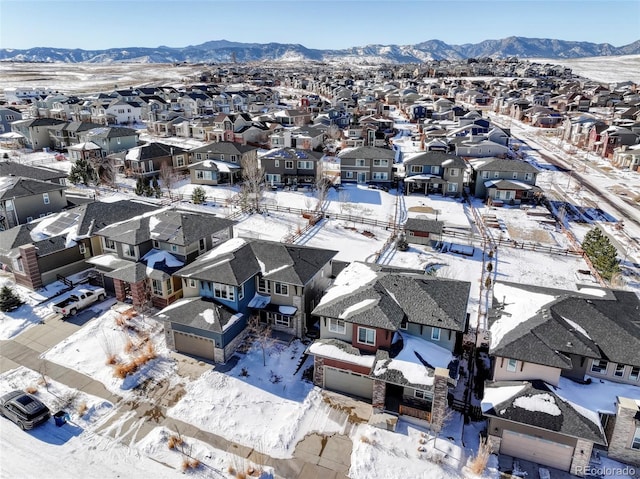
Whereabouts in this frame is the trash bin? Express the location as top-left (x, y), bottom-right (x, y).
top-left (54, 410), bottom-right (69, 427)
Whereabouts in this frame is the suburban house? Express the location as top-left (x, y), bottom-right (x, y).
top-left (123, 142), bottom-right (188, 178)
top-left (402, 151), bottom-right (467, 196)
top-left (0, 200), bottom-right (157, 290)
top-left (187, 142), bottom-right (258, 169)
top-left (308, 262), bottom-right (471, 425)
top-left (0, 161), bottom-right (68, 186)
top-left (173, 237), bottom-right (338, 346)
top-left (468, 157), bottom-right (541, 203)
top-left (11, 118), bottom-right (67, 150)
top-left (0, 108), bottom-right (22, 134)
top-left (88, 208), bottom-right (235, 309)
top-left (188, 160), bottom-right (242, 186)
top-left (482, 281), bottom-right (640, 474)
top-left (0, 177), bottom-right (68, 230)
top-left (337, 146), bottom-right (395, 185)
top-left (259, 148), bottom-right (324, 187)
top-left (77, 126), bottom-right (139, 157)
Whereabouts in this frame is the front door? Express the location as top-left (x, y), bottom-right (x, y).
top-left (357, 172), bottom-right (366, 184)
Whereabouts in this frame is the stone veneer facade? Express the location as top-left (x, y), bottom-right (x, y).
top-left (372, 380), bottom-right (386, 411)
top-left (607, 397), bottom-right (640, 467)
top-left (570, 438), bottom-right (593, 476)
top-left (430, 367), bottom-right (451, 432)
top-left (14, 244), bottom-right (42, 290)
top-left (313, 356), bottom-right (324, 386)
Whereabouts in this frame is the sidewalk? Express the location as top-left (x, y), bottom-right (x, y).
top-left (0, 317), bottom-right (352, 479)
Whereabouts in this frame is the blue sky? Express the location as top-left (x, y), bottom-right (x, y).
top-left (1, 0), bottom-right (638, 50)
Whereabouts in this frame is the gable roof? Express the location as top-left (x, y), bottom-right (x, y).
top-left (175, 237), bottom-right (338, 287)
top-left (0, 176), bottom-right (66, 200)
top-left (470, 157), bottom-right (539, 173)
top-left (312, 261), bottom-right (470, 331)
top-left (156, 297), bottom-right (243, 334)
top-left (482, 380), bottom-right (606, 445)
top-left (0, 162), bottom-right (67, 181)
top-left (489, 282), bottom-right (640, 368)
top-left (338, 146), bottom-right (395, 160)
top-left (404, 219), bottom-right (444, 235)
top-left (189, 141), bottom-right (257, 155)
top-left (403, 151), bottom-right (466, 168)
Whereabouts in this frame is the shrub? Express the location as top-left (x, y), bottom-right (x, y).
top-left (25, 385), bottom-right (38, 394)
top-left (77, 401), bottom-right (88, 417)
top-left (581, 227), bottom-right (621, 281)
top-left (168, 435), bottom-right (183, 450)
top-left (468, 436), bottom-right (491, 474)
top-left (181, 458), bottom-right (200, 472)
top-left (0, 285), bottom-right (24, 312)
top-left (105, 354), bottom-right (118, 366)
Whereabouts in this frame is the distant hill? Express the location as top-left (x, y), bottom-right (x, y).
top-left (1, 36), bottom-right (639, 64)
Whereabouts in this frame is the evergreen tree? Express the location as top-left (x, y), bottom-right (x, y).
top-left (68, 157), bottom-right (98, 186)
top-left (0, 285), bottom-right (24, 312)
top-left (581, 227), bottom-right (620, 281)
top-left (192, 186), bottom-right (206, 205)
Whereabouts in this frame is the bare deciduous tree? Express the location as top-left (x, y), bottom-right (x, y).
top-left (159, 160), bottom-right (177, 200)
top-left (240, 156), bottom-right (265, 213)
top-left (314, 161), bottom-right (331, 213)
top-left (247, 315), bottom-right (277, 367)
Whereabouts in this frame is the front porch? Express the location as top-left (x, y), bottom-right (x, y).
top-left (404, 175), bottom-right (446, 195)
top-left (383, 383), bottom-right (433, 422)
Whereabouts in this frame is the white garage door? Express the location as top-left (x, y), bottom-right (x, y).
top-left (501, 430), bottom-right (574, 471)
top-left (173, 331), bottom-right (215, 361)
top-left (324, 366), bottom-right (373, 400)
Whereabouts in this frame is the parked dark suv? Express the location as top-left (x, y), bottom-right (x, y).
top-left (0, 390), bottom-right (51, 430)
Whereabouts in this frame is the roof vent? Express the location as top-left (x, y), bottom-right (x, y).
top-left (566, 341), bottom-right (573, 348)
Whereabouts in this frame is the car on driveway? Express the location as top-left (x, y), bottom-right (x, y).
top-left (0, 390), bottom-right (51, 430)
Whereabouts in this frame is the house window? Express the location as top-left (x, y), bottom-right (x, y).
top-left (430, 166), bottom-right (440, 174)
top-left (285, 160), bottom-right (294, 169)
top-left (614, 364), bottom-right (625, 377)
top-left (355, 159), bottom-right (366, 167)
top-left (213, 282), bottom-right (235, 301)
top-left (258, 277), bottom-right (269, 293)
top-left (372, 172), bottom-right (388, 180)
top-left (328, 318), bottom-right (346, 334)
top-left (345, 171), bottom-right (353, 179)
top-left (449, 168), bottom-right (459, 177)
top-left (104, 238), bottom-right (116, 250)
top-left (269, 313), bottom-right (290, 327)
top-left (165, 279), bottom-right (173, 295)
top-left (297, 160), bottom-right (313, 169)
top-left (373, 159), bottom-right (388, 167)
top-left (176, 156), bottom-right (184, 167)
top-left (123, 244), bottom-right (136, 258)
top-left (79, 244), bottom-right (86, 254)
top-left (152, 240), bottom-right (159, 248)
top-left (171, 244), bottom-right (178, 253)
top-left (266, 174), bottom-right (281, 184)
top-left (506, 358), bottom-right (518, 372)
top-left (187, 278), bottom-right (197, 288)
top-left (504, 190), bottom-right (512, 200)
top-left (431, 327), bottom-right (441, 341)
top-left (632, 426), bottom-right (640, 450)
top-left (196, 153), bottom-right (202, 160)
top-left (400, 318), bottom-right (408, 330)
top-left (494, 171), bottom-right (500, 178)
top-left (274, 282), bottom-right (288, 296)
top-left (357, 327), bottom-right (376, 346)
top-left (151, 279), bottom-right (163, 295)
top-left (12, 257), bottom-right (24, 273)
top-left (5, 199), bottom-right (14, 211)
top-left (414, 389), bottom-right (429, 400)
top-left (630, 366), bottom-right (640, 381)
top-left (481, 171), bottom-right (489, 179)
top-left (447, 183), bottom-right (458, 192)
top-left (42, 193), bottom-right (50, 204)
top-left (524, 173), bottom-right (533, 181)
top-left (274, 160), bottom-right (279, 167)
top-left (512, 172), bottom-right (518, 179)
top-left (410, 165), bottom-right (423, 174)
top-left (591, 359), bottom-right (608, 374)
top-left (199, 238), bottom-right (206, 252)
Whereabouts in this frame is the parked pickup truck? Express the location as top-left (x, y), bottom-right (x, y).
top-left (52, 288), bottom-right (106, 317)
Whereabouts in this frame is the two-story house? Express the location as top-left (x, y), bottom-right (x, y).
top-left (187, 142), bottom-right (258, 170)
top-left (11, 118), bottom-right (67, 150)
top-left (260, 148), bottom-right (323, 187)
top-left (0, 177), bottom-right (67, 230)
top-left (482, 281), bottom-right (640, 475)
top-left (172, 237), bottom-right (338, 345)
top-left (88, 208), bottom-right (235, 309)
top-left (124, 142), bottom-right (188, 178)
top-left (78, 126), bottom-right (139, 157)
top-left (468, 157), bottom-right (540, 204)
top-left (0, 108), bottom-right (22, 134)
top-left (403, 151), bottom-right (467, 196)
top-left (308, 262), bottom-right (471, 424)
top-left (337, 146), bottom-right (395, 185)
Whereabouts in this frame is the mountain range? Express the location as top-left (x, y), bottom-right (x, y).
top-left (1, 37), bottom-right (639, 64)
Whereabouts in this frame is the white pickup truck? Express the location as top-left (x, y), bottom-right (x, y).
top-left (51, 287), bottom-right (106, 317)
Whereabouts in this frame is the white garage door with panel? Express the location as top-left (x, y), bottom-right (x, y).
top-left (500, 430), bottom-right (574, 471)
top-left (173, 331), bottom-right (215, 361)
top-left (324, 366), bottom-right (373, 400)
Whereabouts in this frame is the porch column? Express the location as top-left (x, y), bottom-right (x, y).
top-left (16, 245), bottom-right (43, 290)
top-left (313, 356), bottom-right (324, 387)
top-left (130, 280), bottom-right (147, 308)
top-left (372, 380), bottom-right (386, 412)
top-left (113, 279), bottom-right (127, 302)
top-left (431, 367), bottom-right (450, 431)
top-left (570, 439), bottom-right (593, 477)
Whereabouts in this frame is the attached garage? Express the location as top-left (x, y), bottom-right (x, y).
top-left (324, 366), bottom-right (373, 400)
top-left (500, 430), bottom-right (574, 471)
top-left (173, 331), bottom-right (215, 361)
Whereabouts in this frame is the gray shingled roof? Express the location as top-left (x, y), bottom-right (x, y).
top-left (156, 297), bottom-right (244, 334)
top-left (0, 177), bottom-right (66, 200)
top-left (189, 141), bottom-right (257, 155)
top-left (403, 151), bottom-right (466, 168)
top-left (404, 218), bottom-right (444, 235)
top-left (175, 238), bottom-right (338, 287)
top-left (489, 283), bottom-right (640, 368)
top-left (104, 261), bottom-right (147, 283)
top-left (0, 162), bottom-right (67, 181)
top-left (338, 146), bottom-right (395, 159)
top-left (472, 158), bottom-right (539, 173)
top-left (312, 264), bottom-right (470, 332)
top-left (483, 380), bottom-right (606, 444)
